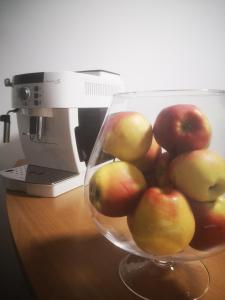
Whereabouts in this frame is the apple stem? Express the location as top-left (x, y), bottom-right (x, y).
top-left (181, 121), bottom-right (193, 132)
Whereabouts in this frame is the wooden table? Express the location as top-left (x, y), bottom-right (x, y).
top-left (6, 187), bottom-right (225, 300)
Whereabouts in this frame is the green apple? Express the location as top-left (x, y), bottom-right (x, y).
top-left (169, 149), bottom-right (225, 202)
top-left (103, 112), bottom-right (152, 161)
top-left (127, 187), bottom-right (195, 255)
top-left (89, 161), bottom-right (147, 217)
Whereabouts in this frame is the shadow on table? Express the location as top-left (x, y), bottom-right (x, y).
top-left (23, 234), bottom-right (192, 300)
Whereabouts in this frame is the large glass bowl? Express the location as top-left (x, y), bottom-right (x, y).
top-left (84, 90), bottom-right (225, 300)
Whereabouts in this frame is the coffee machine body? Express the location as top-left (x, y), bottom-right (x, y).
top-left (0, 70), bottom-right (124, 197)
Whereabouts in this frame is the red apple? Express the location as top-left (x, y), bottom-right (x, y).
top-left (133, 137), bottom-right (161, 173)
top-left (154, 151), bottom-right (173, 188)
top-left (127, 187), bottom-right (195, 255)
top-left (153, 104), bottom-right (211, 155)
top-left (190, 196), bottom-right (225, 250)
top-left (103, 111), bottom-right (153, 161)
top-left (89, 161), bottom-right (147, 217)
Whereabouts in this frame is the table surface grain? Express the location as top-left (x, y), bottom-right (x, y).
top-left (6, 187), bottom-right (225, 300)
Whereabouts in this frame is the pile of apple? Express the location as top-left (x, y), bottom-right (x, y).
top-left (89, 105), bottom-right (225, 256)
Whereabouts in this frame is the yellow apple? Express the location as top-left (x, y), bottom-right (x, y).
top-left (89, 161), bottom-right (147, 217)
top-left (103, 112), bottom-right (152, 161)
top-left (169, 149), bottom-right (225, 202)
top-left (127, 187), bottom-right (195, 255)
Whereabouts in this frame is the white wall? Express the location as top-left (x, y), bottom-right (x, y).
top-left (1, 0), bottom-right (225, 169)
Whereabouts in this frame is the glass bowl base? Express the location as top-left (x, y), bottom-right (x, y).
top-left (119, 254), bottom-right (210, 300)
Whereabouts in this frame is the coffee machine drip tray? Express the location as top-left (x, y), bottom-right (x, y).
top-left (1, 165), bottom-right (76, 185)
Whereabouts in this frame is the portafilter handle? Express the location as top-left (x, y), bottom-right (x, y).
top-left (0, 114), bottom-right (10, 143)
top-left (0, 79), bottom-right (14, 142)
top-left (0, 109), bottom-right (19, 143)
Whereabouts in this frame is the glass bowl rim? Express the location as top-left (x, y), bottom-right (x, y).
top-left (114, 89), bottom-right (225, 98)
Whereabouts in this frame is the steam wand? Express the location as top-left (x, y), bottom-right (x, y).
top-left (0, 108), bottom-right (19, 143)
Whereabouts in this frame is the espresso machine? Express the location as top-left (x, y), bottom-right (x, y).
top-left (0, 70), bottom-right (124, 197)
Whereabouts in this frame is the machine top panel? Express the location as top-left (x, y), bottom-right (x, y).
top-left (13, 72), bottom-right (44, 85)
top-left (13, 70), bottom-right (120, 85)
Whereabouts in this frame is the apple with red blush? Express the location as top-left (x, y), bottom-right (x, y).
top-left (103, 111), bottom-right (153, 161)
top-left (190, 196), bottom-right (225, 251)
top-left (127, 187), bottom-right (195, 255)
top-left (133, 137), bottom-right (161, 173)
top-left (89, 161), bottom-right (147, 217)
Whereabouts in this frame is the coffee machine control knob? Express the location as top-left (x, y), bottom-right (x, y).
top-left (19, 87), bottom-right (31, 100)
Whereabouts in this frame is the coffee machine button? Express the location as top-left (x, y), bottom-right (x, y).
top-left (20, 87), bottom-right (31, 100)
